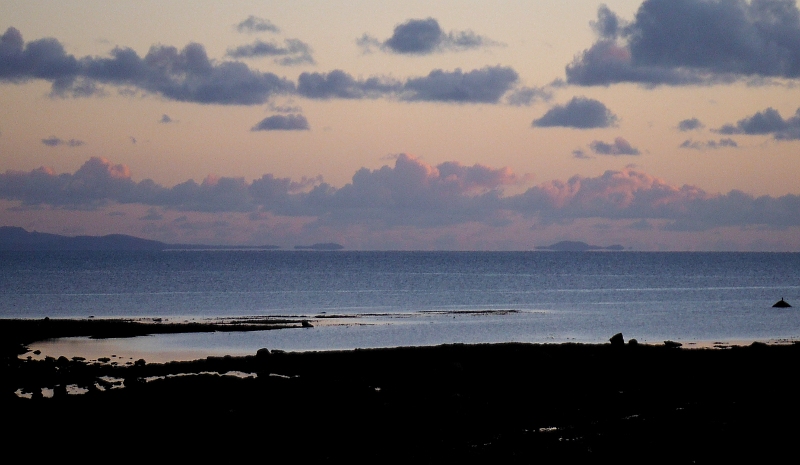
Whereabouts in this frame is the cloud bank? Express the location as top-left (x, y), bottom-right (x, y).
top-left (716, 107), bottom-right (800, 140)
top-left (567, 0), bottom-right (800, 86)
top-left (2, 156), bottom-right (799, 232)
top-left (1, 27), bottom-right (528, 107)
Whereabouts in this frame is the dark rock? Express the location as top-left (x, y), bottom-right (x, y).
top-left (301, 320), bottom-right (313, 328)
top-left (628, 338), bottom-right (638, 346)
top-left (256, 348), bottom-right (271, 358)
top-left (664, 340), bottom-right (682, 348)
top-left (609, 333), bottom-right (624, 346)
top-left (773, 298), bottom-right (792, 308)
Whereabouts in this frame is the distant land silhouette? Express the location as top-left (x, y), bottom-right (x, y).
top-left (294, 243), bottom-right (345, 251)
top-left (0, 226), bottom-right (280, 251)
top-left (536, 240), bottom-right (625, 251)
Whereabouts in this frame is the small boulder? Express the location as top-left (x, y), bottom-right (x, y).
top-left (609, 333), bottom-right (624, 346)
top-left (256, 348), bottom-right (271, 359)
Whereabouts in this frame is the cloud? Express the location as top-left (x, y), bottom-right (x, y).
top-left (297, 69), bottom-right (401, 99)
top-left (236, 16), bottom-right (279, 34)
top-left (401, 66), bottom-right (519, 103)
top-left (590, 4), bottom-right (626, 40)
top-left (509, 167), bottom-right (800, 230)
top-left (504, 86), bottom-right (553, 106)
top-left (41, 136), bottom-right (84, 147)
top-left (298, 66), bottom-right (519, 104)
top-left (251, 114), bottom-right (310, 131)
top-left (3, 156), bottom-right (800, 232)
top-left (226, 38), bottom-right (314, 65)
top-left (715, 107), bottom-right (800, 139)
top-left (4, 156), bottom-right (799, 237)
top-left (532, 97), bottom-right (618, 128)
top-left (678, 118), bottom-right (704, 131)
top-left (140, 207), bottom-right (163, 221)
top-left (572, 149), bottom-right (592, 159)
top-left (359, 18), bottom-right (498, 55)
top-left (567, 0), bottom-right (800, 86)
top-left (680, 138), bottom-right (738, 150)
top-left (0, 27), bottom-right (296, 105)
top-left (589, 137), bottom-right (640, 155)
top-left (1, 27), bottom-right (522, 106)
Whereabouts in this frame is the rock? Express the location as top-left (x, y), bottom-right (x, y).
top-left (256, 348), bottom-right (271, 358)
top-left (609, 333), bottom-right (624, 346)
top-left (628, 339), bottom-right (638, 346)
top-left (302, 320), bottom-right (313, 328)
top-left (773, 298), bottom-right (792, 308)
top-left (664, 340), bottom-right (682, 348)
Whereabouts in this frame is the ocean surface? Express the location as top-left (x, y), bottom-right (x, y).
top-left (3, 251), bottom-right (800, 359)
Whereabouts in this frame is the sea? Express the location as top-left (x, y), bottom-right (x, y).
top-left (2, 250), bottom-right (800, 361)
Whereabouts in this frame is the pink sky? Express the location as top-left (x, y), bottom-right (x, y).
top-left (1, 1), bottom-right (800, 250)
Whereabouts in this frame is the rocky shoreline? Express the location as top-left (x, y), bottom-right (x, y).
top-left (3, 318), bottom-right (800, 462)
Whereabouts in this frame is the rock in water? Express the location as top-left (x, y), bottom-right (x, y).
top-left (773, 298), bottom-right (792, 308)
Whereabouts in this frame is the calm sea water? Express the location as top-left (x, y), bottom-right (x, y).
top-left (3, 251), bottom-right (800, 357)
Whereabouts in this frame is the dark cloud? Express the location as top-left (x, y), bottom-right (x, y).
top-left (401, 66), bottom-right (518, 103)
top-left (298, 66), bottom-right (518, 104)
top-left (590, 137), bottom-right (640, 155)
top-left (532, 97), bottom-right (618, 128)
top-left (236, 16), bottom-right (279, 34)
top-left (679, 138), bottom-right (738, 150)
top-left (41, 136), bottom-right (84, 147)
top-left (567, 0), bottom-right (800, 86)
top-left (716, 107), bottom-right (800, 139)
top-left (678, 117), bottom-right (704, 131)
top-left (226, 39), bottom-right (314, 65)
top-left (1, 27), bottom-right (296, 105)
top-left (2, 27), bottom-right (522, 106)
top-left (385, 18), bottom-right (443, 54)
top-left (297, 70), bottom-right (401, 99)
top-left (3, 156), bottom-right (800, 231)
top-left (360, 18), bottom-right (498, 55)
top-left (251, 114), bottom-right (310, 131)
top-left (591, 4), bottom-right (626, 39)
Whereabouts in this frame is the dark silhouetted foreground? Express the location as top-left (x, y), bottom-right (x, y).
top-left (3, 319), bottom-right (799, 462)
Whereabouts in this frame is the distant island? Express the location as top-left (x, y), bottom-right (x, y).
top-left (0, 226), bottom-right (280, 251)
top-left (536, 240), bottom-right (625, 252)
top-left (294, 243), bottom-right (345, 251)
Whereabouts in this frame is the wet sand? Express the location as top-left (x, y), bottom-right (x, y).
top-left (3, 318), bottom-right (800, 462)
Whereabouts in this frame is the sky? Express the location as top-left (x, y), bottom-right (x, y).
top-left (1, 0), bottom-right (800, 251)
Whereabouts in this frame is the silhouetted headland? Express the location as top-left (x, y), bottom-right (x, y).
top-left (0, 226), bottom-right (279, 251)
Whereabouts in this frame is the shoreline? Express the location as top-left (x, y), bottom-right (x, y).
top-left (4, 317), bottom-right (800, 461)
top-left (7, 316), bottom-right (799, 364)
